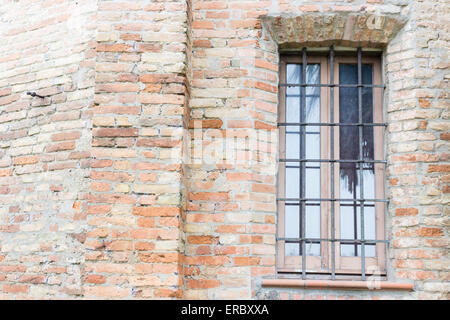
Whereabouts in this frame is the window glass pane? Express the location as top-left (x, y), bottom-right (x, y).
top-left (305, 205), bottom-right (320, 256)
top-left (340, 164), bottom-right (357, 199)
top-left (285, 167), bottom-right (299, 198)
top-left (305, 64), bottom-right (320, 123)
top-left (286, 64), bottom-right (301, 95)
top-left (305, 164), bottom-right (320, 199)
top-left (340, 203), bottom-right (357, 257)
top-left (286, 97), bottom-right (300, 132)
top-left (305, 132), bottom-right (320, 159)
top-left (286, 133), bottom-right (299, 159)
top-left (285, 205), bottom-right (300, 238)
top-left (363, 164), bottom-right (375, 199)
top-left (285, 204), bottom-right (300, 256)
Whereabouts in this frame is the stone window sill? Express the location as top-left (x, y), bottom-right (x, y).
top-left (262, 279), bottom-right (414, 291)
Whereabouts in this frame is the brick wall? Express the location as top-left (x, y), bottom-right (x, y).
top-left (0, 0), bottom-right (96, 298)
top-left (384, 0), bottom-right (449, 299)
top-left (86, 0), bottom-right (190, 299)
top-left (0, 0), bottom-right (448, 300)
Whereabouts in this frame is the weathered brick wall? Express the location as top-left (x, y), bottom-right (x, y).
top-left (0, 0), bottom-right (191, 299)
top-left (0, 0), bottom-right (96, 298)
top-left (384, 0), bottom-right (449, 299)
top-left (0, 0), bottom-right (448, 300)
top-left (86, 0), bottom-right (190, 299)
top-left (185, 0), bottom-right (280, 299)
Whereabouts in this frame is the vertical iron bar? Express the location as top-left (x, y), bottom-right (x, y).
top-left (298, 62), bottom-right (302, 259)
top-left (357, 47), bottom-right (366, 280)
top-left (353, 172), bottom-right (358, 256)
top-left (329, 46), bottom-right (336, 280)
top-left (301, 47), bottom-right (307, 280)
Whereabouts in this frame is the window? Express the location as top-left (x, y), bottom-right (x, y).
top-left (277, 47), bottom-right (387, 280)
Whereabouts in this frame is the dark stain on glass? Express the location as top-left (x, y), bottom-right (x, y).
top-left (339, 64), bottom-right (374, 195)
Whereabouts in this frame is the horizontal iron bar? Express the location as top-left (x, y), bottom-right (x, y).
top-left (286, 169), bottom-right (321, 171)
top-left (280, 83), bottom-right (385, 88)
top-left (285, 202), bottom-right (321, 206)
top-left (277, 198), bottom-right (388, 203)
top-left (285, 166), bottom-right (320, 169)
top-left (278, 122), bottom-right (387, 127)
top-left (278, 237), bottom-right (388, 243)
top-left (284, 202), bottom-right (375, 207)
top-left (280, 159), bottom-right (386, 164)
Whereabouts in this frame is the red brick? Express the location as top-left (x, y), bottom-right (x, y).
top-left (233, 257), bottom-right (261, 266)
top-left (46, 141), bottom-right (75, 152)
top-left (3, 285), bottom-right (28, 294)
top-left (139, 173), bottom-right (156, 182)
top-left (427, 164), bottom-right (450, 173)
top-left (192, 21), bottom-right (214, 29)
top-left (139, 253), bottom-right (179, 263)
top-left (215, 225), bottom-right (245, 233)
top-left (93, 128), bottom-right (138, 137)
top-left (91, 160), bottom-right (113, 168)
top-left (188, 119), bottom-right (223, 129)
top-left (189, 192), bottom-right (229, 201)
top-left (13, 156), bottom-right (39, 166)
top-left (254, 120), bottom-right (276, 130)
top-left (418, 228), bottom-right (443, 237)
top-left (252, 183), bottom-right (275, 193)
top-left (187, 235), bottom-right (219, 244)
top-left (97, 44), bottom-right (133, 52)
top-left (84, 275), bottom-right (106, 284)
top-left (395, 208), bottom-right (419, 216)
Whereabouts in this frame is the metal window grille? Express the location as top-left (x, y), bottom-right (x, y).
top-left (277, 46), bottom-right (388, 280)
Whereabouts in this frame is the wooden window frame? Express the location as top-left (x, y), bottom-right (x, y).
top-left (277, 52), bottom-right (386, 279)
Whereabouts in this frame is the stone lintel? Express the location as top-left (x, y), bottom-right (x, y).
top-left (262, 12), bottom-right (408, 50)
